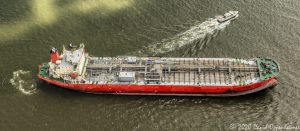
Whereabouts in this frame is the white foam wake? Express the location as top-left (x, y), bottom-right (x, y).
top-left (9, 70), bottom-right (37, 95)
top-left (135, 17), bottom-right (232, 56)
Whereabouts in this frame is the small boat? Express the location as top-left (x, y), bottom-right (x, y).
top-left (216, 11), bottom-right (239, 23)
top-left (38, 44), bottom-right (279, 96)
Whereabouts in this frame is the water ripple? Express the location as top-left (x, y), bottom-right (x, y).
top-left (9, 70), bottom-right (37, 95)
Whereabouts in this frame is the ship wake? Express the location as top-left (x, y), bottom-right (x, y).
top-left (135, 13), bottom-right (234, 56)
top-left (10, 70), bottom-right (37, 95)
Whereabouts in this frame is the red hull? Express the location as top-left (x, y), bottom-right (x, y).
top-left (38, 75), bottom-right (277, 96)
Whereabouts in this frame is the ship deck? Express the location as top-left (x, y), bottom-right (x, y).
top-left (83, 57), bottom-right (260, 86)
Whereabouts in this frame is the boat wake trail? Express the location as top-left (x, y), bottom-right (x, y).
top-left (9, 70), bottom-right (37, 95)
top-left (135, 11), bottom-right (238, 56)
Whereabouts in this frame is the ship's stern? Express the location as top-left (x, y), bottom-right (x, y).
top-left (38, 63), bottom-right (50, 79)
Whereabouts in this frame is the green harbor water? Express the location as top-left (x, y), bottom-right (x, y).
top-left (0, 0), bottom-right (300, 130)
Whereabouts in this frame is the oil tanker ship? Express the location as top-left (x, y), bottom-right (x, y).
top-left (38, 44), bottom-right (279, 96)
